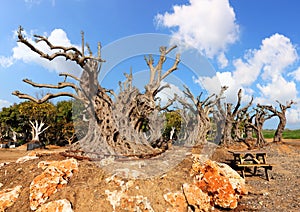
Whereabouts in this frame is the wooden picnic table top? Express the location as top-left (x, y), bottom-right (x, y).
top-left (229, 150), bottom-right (267, 155)
top-left (229, 150), bottom-right (268, 165)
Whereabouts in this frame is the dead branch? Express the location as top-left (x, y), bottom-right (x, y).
top-left (59, 72), bottom-right (81, 82)
top-left (12, 90), bottom-right (86, 103)
top-left (144, 45), bottom-right (180, 96)
top-left (17, 26), bottom-right (104, 68)
top-left (22, 78), bottom-right (80, 92)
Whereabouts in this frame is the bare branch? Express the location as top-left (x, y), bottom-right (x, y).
top-left (161, 54), bottom-right (180, 81)
top-left (17, 26), bottom-right (104, 68)
top-left (59, 72), bottom-right (81, 82)
top-left (182, 85), bottom-right (197, 105)
top-left (159, 96), bottom-right (177, 111)
top-left (153, 84), bottom-right (170, 97)
top-left (203, 93), bottom-right (216, 107)
top-left (165, 45), bottom-right (177, 54)
top-left (12, 90), bottom-right (87, 104)
top-left (22, 78), bottom-right (80, 92)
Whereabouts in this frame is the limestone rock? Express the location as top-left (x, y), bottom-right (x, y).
top-left (36, 199), bottom-right (73, 212)
top-left (105, 175), bottom-right (154, 212)
top-left (16, 155), bottom-right (39, 163)
top-left (30, 158), bottom-right (78, 210)
top-left (164, 191), bottom-right (188, 212)
top-left (37, 158), bottom-right (78, 178)
top-left (0, 185), bottom-right (22, 211)
top-left (105, 189), bottom-right (154, 212)
top-left (193, 159), bottom-right (246, 209)
top-left (216, 162), bottom-right (248, 195)
top-left (182, 183), bottom-right (211, 212)
top-left (0, 162), bottom-right (10, 169)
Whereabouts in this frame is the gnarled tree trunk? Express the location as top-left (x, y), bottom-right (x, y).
top-left (218, 89), bottom-right (253, 146)
top-left (177, 86), bottom-right (226, 145)
top-left (258, 100), bottom-right (294, 143)
top-left (13, 26), bottom-right (180, 158)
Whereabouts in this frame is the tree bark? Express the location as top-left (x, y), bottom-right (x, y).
top-left (218, 89), bottom-right (253, 146)
top-left (258, 100), bottom-right (294, 143)
top-left (13, 27), bottom-right (180, 157)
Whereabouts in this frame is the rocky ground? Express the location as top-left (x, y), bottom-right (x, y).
top-left (235, 140), bottom-right (300, 211)
top-left (0, 139), bottom-right (299, 211)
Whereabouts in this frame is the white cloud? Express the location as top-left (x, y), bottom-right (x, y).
top-left (155, 0), bottom-right (239, 65)
top-left (156, 81), bottom-right (185, 108)
top-left (195, 33), bottom-right (298, 106)
top-left (256, 76), bottom-right (297, 104)
top-left (194, 33), bottom-right (300, 128)
top-left (289, 67), bottom-right (300, 81)
top-left (12, 29), bottom-right (82, 76)
top-left (0, 56), bottom-right (14, 68)
top-left (0, 99), bottom-right (12, 109)
top-left (194, 71), bottom-right (252, 103)
top-left (258, 33), bottom-right (297, 81)
top-left (217, 52), bottom-right (228, 69)
top-left (286, 105), bottom-right (300, 126)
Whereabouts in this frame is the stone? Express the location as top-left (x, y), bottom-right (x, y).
top-left (30, 158), bottom-right (78, 210)
top-left (105, 175), bottom-right (154, 212)
top-left (193, 160), bottom-right (246, 209)
top-left (182, 183), bottom-right (211, 212)
top-left (0, 162), bottom-right (10, 169)
top-left (0, 185), bottom-right (22, 211)
top-left (37, 158), bottom-right (78, 178)
top-left (105, 189), bottom-right (154, 212)
top-left (164, 191), bottom-right (187, 212)
top-left (216, 162), bottom-right (248, 195)
top-left (36, 199), bottom-right (73, 212)
top-left (16, 155), bottom-right (39, 163)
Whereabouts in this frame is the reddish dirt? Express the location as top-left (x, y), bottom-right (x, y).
top-left (0, 140), bottom-right (299, 211)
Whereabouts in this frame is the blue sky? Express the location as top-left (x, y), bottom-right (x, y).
top-left (0, 0), bottom-right (300, 129)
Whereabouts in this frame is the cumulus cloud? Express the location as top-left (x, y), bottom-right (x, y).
top-left (155, 0), bottom-right (239, 66)
top-left (12, 28), bottom-right (81, 76)
top-left (195, 33), bottom-right (300, 127)
top-left (195, 71), bottom-right (253, 103)
top-left (286, 104), bottom-right (300, 126)
top-left (256, 76), bottom-right (297, 104)
top-left (258, 34), bottom-right (297, 80)
top-left (217, 52), bottom-right (228, 69)
top-left (0, 56), bottom-right (14, 68)
top-left (195, 33), bottom-right (298, 106)
top-left (289, 67), bottom-right (300, 81)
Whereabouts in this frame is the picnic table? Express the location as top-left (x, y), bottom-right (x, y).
top-left (229, 150), bottom-right (273, 181)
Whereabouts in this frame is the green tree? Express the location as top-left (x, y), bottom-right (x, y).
top-left (0, 103), bottom-right (26, 142)
top-left (18, 101), bottom-right (56, 144)
top-left (55, 100), bottom-right (76, 145)
top-left (163, 110), bottom-right (182, 140)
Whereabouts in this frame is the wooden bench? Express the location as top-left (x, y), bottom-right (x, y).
top-left (230, 150), bottom-right (273, 181)
top-left (236, 163), bottom-right (273, 181)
